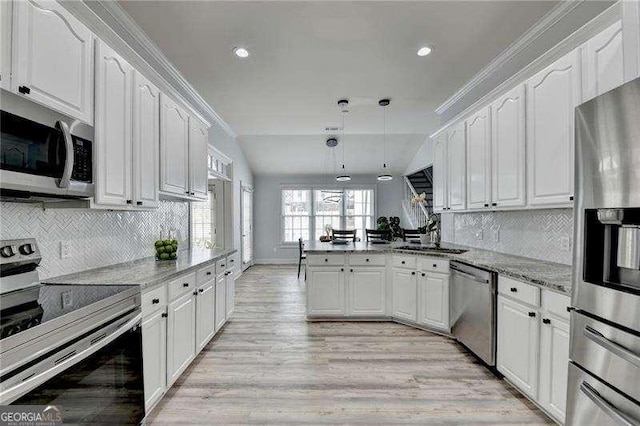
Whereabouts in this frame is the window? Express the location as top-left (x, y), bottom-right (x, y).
top-left (191, 189), bottom-right (216, 248)
top-left (281, 187), bottom-right (375, 242)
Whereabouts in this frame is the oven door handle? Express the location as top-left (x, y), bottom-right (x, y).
top-left (584, 325), bottom-right (640, 368)
top-left (580, 381), bottom-right (637, 426)
top-left (55, 120), bottom-right (73, 189)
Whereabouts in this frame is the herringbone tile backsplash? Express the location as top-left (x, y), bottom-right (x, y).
top-left (0, 201), bottom-right (190, 279)
top-left (440, 209), bottom-right (574, 265)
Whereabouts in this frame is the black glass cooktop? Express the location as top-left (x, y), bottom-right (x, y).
top-left (0, 284), bottom-right (139, 340)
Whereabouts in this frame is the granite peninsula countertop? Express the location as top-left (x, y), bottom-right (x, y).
top-left (43, 248), bottom-right (237, 290)
top-left (304, 241), bottom-right (572, 295)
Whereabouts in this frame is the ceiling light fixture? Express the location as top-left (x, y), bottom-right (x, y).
top-left (417, 46), bottom-right (433, 57)
top-left (377, 99), bottom-right (393, 182)
top-left (233, 47), bottom-right (249, 58)
top-left (336, 99), bottom-right (351, 182)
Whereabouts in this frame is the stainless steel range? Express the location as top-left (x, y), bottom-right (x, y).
top-left (567, 78), bottom-right (640, 425)
top-left (0, 239), bottom-right (145, 424)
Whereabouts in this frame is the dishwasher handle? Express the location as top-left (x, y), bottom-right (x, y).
top-left (450, 266), bottom-right (490, 284)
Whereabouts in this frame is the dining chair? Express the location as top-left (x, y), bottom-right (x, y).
top-left (298, 237), bottom-right (307, 279)
top-left (403, 229), bottom-right (422, 243)
top-left (365, 229), bottom-right (392, 243)
top-left (332, 229), bottom-right (357, 242)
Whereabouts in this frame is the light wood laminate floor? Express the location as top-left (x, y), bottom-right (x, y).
top-left (148, 265), bottom-right (552, 425)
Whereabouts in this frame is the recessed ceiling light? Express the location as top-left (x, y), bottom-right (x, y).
top-left (233, 47), bottom-right (249, 58)
top-left (417, 46), bottom-right (433, 57)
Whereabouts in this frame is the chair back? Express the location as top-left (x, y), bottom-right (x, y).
top-left (332, 229), bottom-right (357, 242)
top-left (366, 229), bottom-right (392, 243)
top-left (298, 237), bottom-right (304, 256)
top-left (403, 229), bottom-right (421, 243)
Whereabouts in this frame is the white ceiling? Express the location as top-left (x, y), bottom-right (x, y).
top-left (119, 0), bottom-right (559, 174)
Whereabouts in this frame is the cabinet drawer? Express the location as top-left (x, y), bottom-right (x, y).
top-left (349, 254), bottom-right (386, 266)
top-left (498, 275), bottom-right (540, 307)
top-left (216, 257), bottom-right (228, 275)
top-left (307, 254), bottom-right (346, 266)
top-left (227, 252), bottom-right (240, 270)
top-left (196, 264), bottom-right (216, 284)
top-left (168, 272), bottom-right (196, 301)
top-left (142, 284), bottom-right (167, 317)
top-left (542, 289), bottom-right (571, 321)
top-left (392, 255), bottom-right (416, 269)
top-left (417, 257), bottom-right (449, 274)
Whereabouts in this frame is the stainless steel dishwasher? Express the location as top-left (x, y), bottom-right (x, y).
top-left (449, 261), bottom-right (497, 367)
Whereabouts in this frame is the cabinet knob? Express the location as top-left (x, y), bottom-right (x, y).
top-left (18, 85), bottom-right (30, 94)
top-left (401, 261), bottom-right (406, 264)
top-left (183, 283), bottom-right (189, 287)
top-left (421, 273), bottom-right (426, 277)
top-left (325, 259), bottom-right (328, 262)
top-left (190, 192), bottom-right (195, 196)
top-left (350, 269), bottom-right (354, 273)
top-left (411, 271), bottom-right (416, 275)
top-left (528, 312), bottom-right (536, 317)
top-left (366, 258), bottom-right (370, 262)
top-left (432, 264), bottom-right (437, 268)
top-left (137, 201), bottom-right (143, 206)
top-left (340, 268), bottom-right (344, 272)
top-left (152, 298), bottom-right (160, 304)
top-left (492, 203), bottom-right (497, 207)
top-left (206, 271), bottom-right (212, 276)
top-left (199, 288), bottom-right (204, 293)
top-left (126, 199), bottom-right (132, 204)
top-left (185, 190), bottom-right (190, 194)
top-left (542, 318), bottom-right (551, 324)
top-left (193, 291), bottom-right (198, 296)
top-left (161, 312), bottom-right (168, 318)
top-left (569, 196), bottom-right (574, 201)
top-left (510, 287), bottom-right (517, 292)
top-left (484, 203), bottom-right (489, 207)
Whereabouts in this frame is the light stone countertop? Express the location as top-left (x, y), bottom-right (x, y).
top-left (304, 240), bottom-right (573, 295)
top-left (43, 248), bottom-right (237, 290)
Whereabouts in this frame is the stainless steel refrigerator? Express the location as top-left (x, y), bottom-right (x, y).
top-left (567, 77), bottom-right (640, 425)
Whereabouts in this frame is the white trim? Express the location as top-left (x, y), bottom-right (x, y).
top-left (208, 145), bottom-right (232, 165)
top-left (431, 2), bottom-right (621, 137)
top-left (435, 0), bottom-right (583, 115)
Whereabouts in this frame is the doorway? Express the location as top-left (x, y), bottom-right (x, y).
top-left (241, 184), bottom-right (253, 269)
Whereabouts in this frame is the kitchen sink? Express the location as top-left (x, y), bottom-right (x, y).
top-left (396, 245), bottom-right (468, 255)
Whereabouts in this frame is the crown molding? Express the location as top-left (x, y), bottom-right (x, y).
top-left (62, 0), bottom-right (236, 138)
top-left (435, 0), bottom-right (584, 116)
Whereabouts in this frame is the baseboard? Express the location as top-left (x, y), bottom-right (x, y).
top-left (254, 259), bottom-right (298, 265)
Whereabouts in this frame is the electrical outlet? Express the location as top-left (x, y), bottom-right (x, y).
top-left (560, 236), bottom-right (571, 251)
top-left (493, 230), bottom-right (500, 242)
top-left (475, 230), bottom-right (483, 241)
top-left (60, 241), bottom-right (71, 259)
top-left (62, 291), bottom-right (73, 309)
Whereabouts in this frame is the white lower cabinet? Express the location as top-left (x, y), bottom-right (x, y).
top-left (166, 291), bottom-right (196, 387)
top-left (195, 280), bottom-right (215, 352)
top-left (142, 309), bottom-right (167, 412)
top-left (417, 272), bottom-right (449, 330)
top-left (347, 267), bottom-right (386, 316)
top-left (539, 314), bottom-right (570, 423)
top-left (392, 268), bottom-right (418, 322)
top-left (225, 272), bottom-right (236, 318)
top-left (215, 274), bottom-right (227, 330)
top-left (307, 267), bottom-right (346, 316)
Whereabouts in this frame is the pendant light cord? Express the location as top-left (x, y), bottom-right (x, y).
top-left (383, 104), bottom-right (387, 168)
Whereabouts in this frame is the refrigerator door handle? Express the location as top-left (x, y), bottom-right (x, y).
top-left (580, 381), bottom-right (637, 426)
top-left (584, 325), bottom-right (640, 368)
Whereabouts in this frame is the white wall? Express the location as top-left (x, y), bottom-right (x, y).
top-left (253, 174), bottom-right (403, 264)
top-left (404, 137), bottom-right (433, 175)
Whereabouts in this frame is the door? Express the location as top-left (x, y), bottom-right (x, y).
top-left (526, 49), bottom-right (581, 206)
top-left (215, 274), bottom-right (226, 330)
top-left (189, 117), bottom-right (208, 200)
top-left (12, 0), bottom-right (93, 124)
top-left (496, 295), bottom-right (539, 398)
top-left (490, 84), bottom-right (526, 208)
top-left (348, 267), bottom-right (385, 316)
top-left (418, 272), bottom-right (449, 330)
top-left (195, 280), bottom-right (215, 352)
top-left (466, 106), bottom-right (491, 210)
top-left (432, 133), bottom-right (447, 212)
top-left (539, 315), bottom-right (570, 423)
top-left (447, 122), bottom-right (466, 211)
top-left (160, 94), bottom-right (190, 196)
top-left (225, 273), bottom-right (235, 318)
top-left (142, 309), bottom-right (166, 411)
top-left (307, 268), bottom-right (345, 316)
top-left (132, 71), bottom-right (160, 209)
top-left (166, 292), bottom-right (196, 387)
top-left (582, 21), bottom-right (624, 102)
top-left (241, 185), bottom-right (253, 268)
top-left (94, 40), bottom-right (132, 207)
top-left (392, 268), bottom-right (417, 322)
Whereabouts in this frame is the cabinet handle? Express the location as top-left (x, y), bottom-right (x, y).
top-left (484, 203), bottom-right (489, 207)
top-left (199, 288), bottom-right (204, 293)
top-left (185, 190), bottom-right (190, 194)
top-left (411, 271), bottom-right (416, 275)
top-left (221, 264), bottom-right (225, 268)
top-left (492, 203), bottom-right (497, 207)
top-left (570, 196), bottom-right (574, 201)
top-left (432, 264), bottom-right (437, 268)
top-left (183, 283), bottom-right (189, 287)
top-left (542, 318), bottom-right (551, 324)
top-left (510, 287), bottom-right (517, 292)
top-left (18, 85), bottom-right (30, 94)
top-left (401, 261), bottom-right (406, 264)
top-left (136, 201), bottom-right (143, 206)
top-left (126, 199), bottom-right (132, 204)
top-left (161, 312), bottom-right (168, 318)
top-left (193, 291), bottom-right (198, 296)
top-left (190, 192), bottom-right (195, 195)
top-left (528, 312), bottom-right (536, 317)
top-left (152, 298), bottom-right (160, 304)
top-left (206, 271), bottom-right (212, 276)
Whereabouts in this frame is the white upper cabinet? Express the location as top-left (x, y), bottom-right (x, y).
top-left (432, 133), bottom-right (447, 212)
top-left (160, 94), bottom-right (190, 196)
top-left (189, 117), bottom-right (209, 200)
top-left (447, 122), bottom-right (466, 211)
top-left (582, 20), bottom-right (625, 102)
top-left (94, 40), bottom-right (132, 207)
top-left (0, 1), bottom-right (11, 90)
top-left (132, 71), bottom-right (160, 209)
top-left (526, 49), bottom-right (581, 206)
top-left (490, 84), bottom-right (526, 208)
top-left (466, 106), bottom-right (491, 210)
top-left (12, 0), bottom-right (93, 124)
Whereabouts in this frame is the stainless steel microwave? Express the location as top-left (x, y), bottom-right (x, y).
top-left (0, 110), bottom-right (93, 200)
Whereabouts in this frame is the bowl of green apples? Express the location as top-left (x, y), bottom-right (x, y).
top-left (155, 237), bottom-right (178, 261)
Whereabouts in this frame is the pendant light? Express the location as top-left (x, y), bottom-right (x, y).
top-left (322, 138), bottom-right (343, 203)
top-left (336, 99), bottom-right (351, 182)
top-left (377, 98), bottom-right (393, 181)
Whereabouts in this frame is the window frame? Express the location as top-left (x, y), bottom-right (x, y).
top-left (190, 185), bottom-right (217, 249)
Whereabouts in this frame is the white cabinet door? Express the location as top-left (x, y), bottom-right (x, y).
top-left (539, 315), bottom-right (570, 423)
top-left (142, 309), bottom-right (167, 412)
top-left (307, 268), bottom-right (345, 316)
top-left (466, 106), bottom-right (491, 210)
top-left (582, 21), bottom-right (624, 102)
top-left (94, 40), bottom-right (132, 207)
top-left (447, 122), bottom-right (466, 211)
top-left (132, 71), bottom-right (160, 209)
top-left (12, 0), bottom-right (93, 124)
top-left (432, 133), bottom-right (447, 212)
top-left (418, 272), bottom-right (449, 330)
top-left (225, 273), bottom-right (235, 318)
top-left (160, 94), bottom-right (190, 196)
top-left (195, 280), bottom-right (215, 353)
top-left (215, 274), bottom-right (226, 330)
top-left (0, 0), bottom-right (12, 90)
top-left (348, 267), bottom-right (385, 316)
top-left (166, 292), bottom-right (196, 387)
top-left (490, 84), bottom-right (526, 208)
top-left (392, 268), bottom-right (417, 322)
top-left (189, 117), bottom-right (208, 200)
top-left (526, 49), bottom-right (581, 206)
top-left (497, 295), bottom-right (539, 398)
